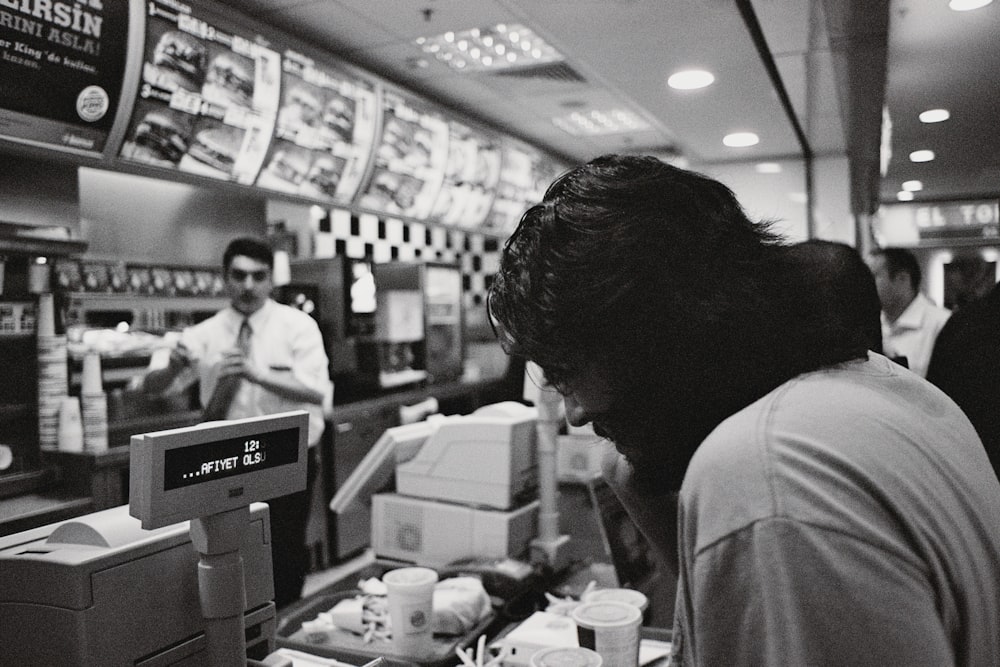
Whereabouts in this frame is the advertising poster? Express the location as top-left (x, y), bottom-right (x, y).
top-left (358, 90), bottom-right (449, 220)
top-left (0, 0), bottom-right (131, 154)
top-left (119, 0), bottom-right (279, 184)
top-left (255, 48), bottom-right (377, 204)
top-left (428, 121), bottom-right (501, 229)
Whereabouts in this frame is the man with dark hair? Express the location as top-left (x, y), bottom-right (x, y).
top-left (489, 155), bottom-right (1000, 666)
top-left (144, 236), bottom-right (331, 608)
top-left (868, 247), bottom-right (950, 377)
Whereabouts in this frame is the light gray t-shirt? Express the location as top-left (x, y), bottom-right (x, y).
top-left (671, 353), bottom-right (1000, 666)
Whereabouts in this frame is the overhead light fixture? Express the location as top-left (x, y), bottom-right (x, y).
top-left (897, 191), bottom-right (915, 201)
top-left (919, 108), bottom-right (950, 123)
top-left (723, 132), bottom-right (759, 147)
top-left (667, 69), bottom-right (715, 90)
top-left (552, 109), bottom-right (651, 136)
top-left (755, 162), bottom-right (782, 174)
top-left (415, 23), bottom-right (564, 72)
top-left (902, 180), bottom-right (923, 191)
top-left (909, 149), bottom-right (935, 162)
top-left (949, 0), bottom-right (992, 10)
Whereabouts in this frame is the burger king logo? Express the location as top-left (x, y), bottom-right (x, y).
top-left (77, 86), bottom-right (109, 123)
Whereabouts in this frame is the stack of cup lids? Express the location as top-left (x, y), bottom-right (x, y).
top-left (80, 352), bottom-right (108, 453)
top-left (36, 294), bottom-right (67, 452)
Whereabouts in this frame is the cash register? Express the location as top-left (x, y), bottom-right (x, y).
top-left (0, 411), bottom-right (310, 666)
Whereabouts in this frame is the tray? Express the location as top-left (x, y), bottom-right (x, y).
top-left (277, 589), bottom-right (497, 667)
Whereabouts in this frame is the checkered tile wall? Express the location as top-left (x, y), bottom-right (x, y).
top-left (312, 209), bottom-right (503, 319)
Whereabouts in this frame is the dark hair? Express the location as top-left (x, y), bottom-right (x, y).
top-left (223, 237), bottom-right (274, 271)
top-left (489, 154), bottom-right (868, 490)
top-left (876, 247), bottom-right (921, 291)
top-left (784, 240), bottom-right (883, 355)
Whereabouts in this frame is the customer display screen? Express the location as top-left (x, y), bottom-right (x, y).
top-left (163, 426), bottom-right (299, 491)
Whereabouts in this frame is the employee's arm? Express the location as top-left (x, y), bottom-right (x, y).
top-left (142, 344), bottom-right (192, 394)
top-left (242, 362), bottom-right (324, 404)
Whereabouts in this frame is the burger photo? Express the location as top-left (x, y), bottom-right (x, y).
top-left (201, 52), bottom-right (255, 109)
top-left (122, 108), bottom-right (192, 166)
top-left (299, 155), bottom-right (346, 199)
top-left (257, 144), bottom-right (312, 193)
top-left (320, 92), bottom-right (356, 143)
top-left (181, 124), bottom-right (243, 177)
top-left (143, 30), bottom-right (207, 92)
top-left (279, 84), bottom-right (323, 131)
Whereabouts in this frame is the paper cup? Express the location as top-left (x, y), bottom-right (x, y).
top-left (82, 352), bottom-right (103, 394)
top-left (531, 646), bottom-right (603, 667)
top-left (57, 396), bottom-right (84, 453)
top-left (382, 566), bottom-right (438, 658)
top-left (571, 601), bottom-right (642, 667)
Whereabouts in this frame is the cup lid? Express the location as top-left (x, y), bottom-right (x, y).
top-left (571, 601), bottom-right (642, 628)
top-left (583, 588), bottom-right (649, 612)
top-left (382, 566), bottom-right (438, 586)
top-left (531, 647), bottom-right (603, 667)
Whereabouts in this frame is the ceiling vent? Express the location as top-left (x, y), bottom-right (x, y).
top-left (488, 61), bottom-right (587, 84)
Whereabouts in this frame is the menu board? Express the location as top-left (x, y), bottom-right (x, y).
top-left (254, 48), bottom-right (377, 204)
top-left (427, 121), bottom-right (502, 229)
top-left (0, 0), bottom-right (132, 154)
top-left (358, 90), bottom-right (449, 220)
top-left (483, 141), bottom-right (560, 234)
top-left (118, 0), bottom-right (280, 184)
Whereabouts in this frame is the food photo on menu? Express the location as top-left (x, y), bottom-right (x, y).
top-left (299, 154), bottom-right (348, 199)
top-left (143, 28), bottom-right (208, 93)
top-left (366, 167), bottom-right (425, 214)
top-left (201, 49), bottom-right (256, 110)
top-left (177, 117), bottom-right (245, 179)
top-left (320, 90), bottom-right (357, 144)
top-left (256, 139), bottom-right (314, 194)
top-left (277, 82), bottom-right (324, 135)
top-left (120, 101), bottom-right (195, 168)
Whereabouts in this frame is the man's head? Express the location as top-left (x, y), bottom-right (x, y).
top-left (223, 237), bottom-right (274, 315)
top-left (787, 240), bottom-right (883, 355)
top-left (868, 248), bottom-right (920, 321)
top-left (489, 154), bottom-right (800, 490)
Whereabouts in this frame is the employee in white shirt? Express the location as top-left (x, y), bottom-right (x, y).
top-left (868, 247), bottom-right (951, 377)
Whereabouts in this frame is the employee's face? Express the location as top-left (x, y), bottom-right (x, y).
top-left (226, 255), bottom-right (272, 315)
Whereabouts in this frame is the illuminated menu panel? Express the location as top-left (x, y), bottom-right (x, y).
top-left (118, 0), bottom-right (280, 184)
top-left (255, 48), bottom-right (377, 205)
top-left (0, 0), bottom-right (132, 154)
top-left (358, 90), bottom-right (449, 220)
top-left (483, 140), bottom-right (561, 234)
top-left (428, 121), bottom-right (502, 229)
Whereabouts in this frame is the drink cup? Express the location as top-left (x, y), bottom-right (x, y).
top-left (382, 566), bottom-right (438, 658)
top-left (582, 588), bottom-right (649, 623)
top-left (571, 601), bottom-right (642, 667)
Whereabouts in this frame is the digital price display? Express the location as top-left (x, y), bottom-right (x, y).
top-left (130, 411), bottom-right (308, 529)
top-left (162, 426), bottom-right (298, 491)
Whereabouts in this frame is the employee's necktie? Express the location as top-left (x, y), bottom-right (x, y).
top-left (203, 318), bottom-right (251, 421)
top-left (237, 318), bottom-right (252, 356)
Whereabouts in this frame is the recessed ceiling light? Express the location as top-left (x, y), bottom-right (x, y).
top-left (551, 108), bottom-right (651, 136)
top-left (919, 108), bottom-right (950, 123)
top-left (909, 149), bottom-right (935, 162)
top-left (755, 162), bottom-right (782, 174)
top-left (902, 180), bottom-right (923, 191)
top-left (667, 69), bottom-right (715, 90)
top-left (949, 0), bottom-right (993, 10)
top-left (416, 23), bottom-right (564, 72)
top-left (897, 191), bottom-right (915, 201)
top-left (723, 132), bottom-right (759, 147)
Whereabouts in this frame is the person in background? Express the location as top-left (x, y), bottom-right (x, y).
top-left (867, 247), bottom-right (950, 377)
top-left (488, 154), bottom-right (1000, 666)
top-left (144, 236), bottom-right (332, 608)
top-left (928, 279), bottom-right (1000, 482)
